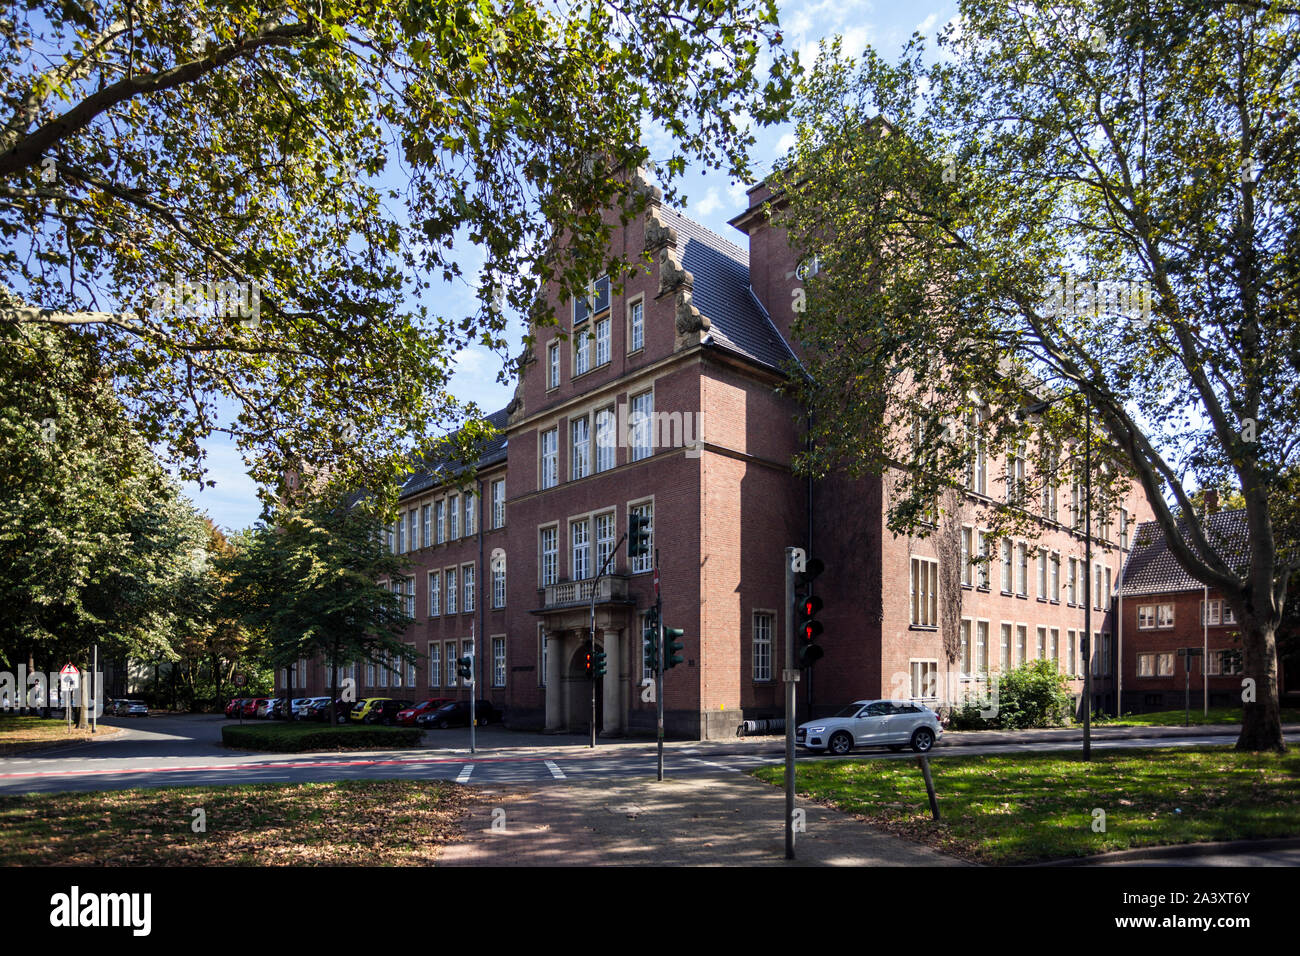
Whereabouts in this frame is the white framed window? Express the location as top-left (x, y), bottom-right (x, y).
top-left (571, 416), bottom-right (591, 480)
top-left (975, 530), bottom-right (989, 589)
top-left (462, 563), bottom-right (475, 613)
top-left (1201, 598), bottom-right (1235, 625)
top-left (1138, 652), bottom-right (1175, 677)
top-left (1036, 626), bottom-right (1046, 660)
top-left (1137, 604), bottom-right (1156, 629)
top-left (961, 527), bottom-right (973, 587)
top-left (408, 511), bottom-right (417, 552)
top-left (1067, 630), bottom-right (1076, 675)
top-left (540, 428), bottom-right (558, 489)
top-left (1016, 542), bottom-right (1028, 597)
top-left (628, 298), bottom-right (644, 352)
top-left (571, 518), bottom-right (591, 580)
top-left (464, 493), bottom-right (475, 536)
top-left (1157, 603), bottom-right (1174, 627)
top-left (548, 341), bottom-right (560, 389)
top-left (1005, 442), bottom-right (1025, 505)
top-left (575, 327), bottom-right (591, 375)
top-left (492, 561), bottom-right (506, 609)
top-left (1093, 563), bottom-right (1103, 609)
top-left (595, 512), bottom-right (615, 574)
top-left (911, 660), bottom-right (939, 699)
top-left (428, 642), bottom-right (441, 687)
top-left (630, 390), bottom-right (654, 462)
top-left (1050, 553), bottom-right (1061, 602)
top-left (1037, 548), bottom-right (1047, 599)
top-left (959, 619), bottom-right (971, 677)
top-left (753, 612), bottom-right (773, 682)
top-left (540, 525), bottom-right (558, 586)
top-left (405, 576), bottom-right (415, 618)
top-left (435, 500), bottom-right (445, 544)
top-left (1000, 623), bottom-right (1012, 671)
top-left (976, 621), bottom-right (989, 675)
top-left (428, 571), bottom-right (441, 616)
top-left (492, 636), bottom-right (506, 687)
top-left (966, 410), bottom-right (987, 495)
top-left (366, 660), bottom-right (376, 687)
top-left (595, 316), bottom-right (610, 366)
top-left (1068, 557), bottom-right (1078, 605)
top-left (1049, 627), bottom-right (1060, 667)
top-left (448, 493), bottom-right (459, 540)
top-left (1001, 539), bottom-right (1013, 592)
top-left (1093, 631), bottom-right (1112, 677)
top-left (445, 568), bottom-right (457, 615)
top-left (909, 556), bottom-right (939, 627)
top-left (1104, 566), bottom-right (1113, 610)
top-left (386, 523), bottom-right (394, 553)
top-left (573, 275), bottom-right (610, 326)
top-left (1208, 649), bottom-right (1243, 675)
top-left (492, 478), bottom-right (506, 528)
top-left (396, 515), bottom-right (405, 554)
top-left (421, 504), bottom-right (431, 548)
top-left (445, 641), bottom-right (457, 687)
top-left (629, 502), bottom-right (653, 574)
top-left (377, 651), bottom-right (388, 688)
top-left (595, 406), bottom-right (616, 472)
top-left (406, 643), bottom-right (417, 687)
top-left (1016, 624), bottom-right (1027, 665)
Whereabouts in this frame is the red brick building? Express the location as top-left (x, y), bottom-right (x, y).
top-left (1116, 510), bottom-right (1272, 713)
top-left (279, 175), bottom-right (1155, 737)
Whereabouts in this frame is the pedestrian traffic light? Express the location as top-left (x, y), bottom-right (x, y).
top-left (594, 648), bottom-right (607, 677)
top-left (583, 650), bottom-right (594, 679)
top-left (457, 655), bottom-right (474, 680)
top-left (628, 511), bottom-right (652, 559)
top-left (795, 558), bottom-right (825, 667)
top-left (663, 626), bottom-right (684, 669)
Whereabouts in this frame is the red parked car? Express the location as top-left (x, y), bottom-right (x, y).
top-left (395, 698), bottom-right (455, 726)
top-left (224, 698), bottom-right (245, 718)
top-left (241, 697), bottom-right (268, 718)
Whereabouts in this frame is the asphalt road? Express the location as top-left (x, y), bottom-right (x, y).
top-left (0, 714), bottom-right (1291, 795)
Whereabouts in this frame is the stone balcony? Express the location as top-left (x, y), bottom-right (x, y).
top-left (540, 574), bottom-right (632, 611)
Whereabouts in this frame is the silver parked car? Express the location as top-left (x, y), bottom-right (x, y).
top-left (797, 699), bottom-right (942, 755)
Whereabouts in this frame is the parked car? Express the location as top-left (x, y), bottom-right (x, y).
top-left (360, 699), bottom-right (414, 725)
top-left (297, 697), bottom-right (330, 720)
top-left (224, 698), bottom-right (246, 718)
top-left (272, 697), bottom-right (313, 720)
top-left (241, 697), bottom-right (267, 718)
top-left (115, 700), bottom-right (149, 717)
top-left (797, 700), bottom-right (942, 755)
top-left (415, 699), bottom-right (501, 729)
top-left (349, 697), bottom-right (391, 723)
top-left (394, 698), bottom-right (454, 726)
top-left (308, 698), bottom-right (353, 723)
top-left (255, 697), bottom-right (280, 719)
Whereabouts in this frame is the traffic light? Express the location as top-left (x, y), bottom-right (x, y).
top-left (643, 611), bottom-right (660, 675)
top-left (457, 655), bottom-right (474, 680)
top-left (663, 626), bottom-right (684, 669)
top-left (583, 650), bottom-right (594, 679)
top-left (594, 648), bottom-right (607, 677)
top-left (795, 558), bottom-right (825, 667)
top-left (627, 511), bottom-right (651, 559)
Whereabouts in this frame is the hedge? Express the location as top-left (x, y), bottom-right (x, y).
top-left (221, 722), bottom-right (423, 752)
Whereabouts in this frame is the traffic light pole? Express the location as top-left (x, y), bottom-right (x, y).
top-left (784, 547), bottom-right (797, 860)
top-left (656, 546), bottom-right (664, 783)
top-left (589, 532), bottom-right (627, 749)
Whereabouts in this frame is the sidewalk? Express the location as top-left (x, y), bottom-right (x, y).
top-left (439, 771), bottom-right (969, 867)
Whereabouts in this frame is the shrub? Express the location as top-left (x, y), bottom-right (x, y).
top-left (222, 723), bottom-right (422, 752)
top-left (993, 659), bottom-right (1074, 729)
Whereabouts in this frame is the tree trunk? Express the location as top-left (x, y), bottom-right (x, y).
top-left (1236, 613), bottom-right (1285, 753)
top-left (330, 639), bottom-right (340, 727)
top-left (76, 662), bottom-right (89, 729)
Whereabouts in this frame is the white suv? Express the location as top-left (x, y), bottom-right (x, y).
top-left (797, 700), bottom-right (942, 755)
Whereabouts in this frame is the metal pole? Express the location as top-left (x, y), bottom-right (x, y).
top-left (1184, 654), bottom-right (1190, 727)
top-left (92, 645), bottom-right (97, 734)
top-left (655, 547), bottom-right (664, 782)
top-left (1116, 549), bottom-right (1124, 718)
top-left (1083, 394), bottom-right (1092, 761)
top-left (589, 586), bottom-right (597, 750)
top-left (784, 547), bottom-right (797, 860)
top-left (1203, 583), bottom-right (1209, 718)
top-left (469, 623), bottom-right (476, 755)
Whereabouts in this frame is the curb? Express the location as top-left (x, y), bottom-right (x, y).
top-left (0, 724), bottom-right (125, 757)
top-left (1027, 836), bottom-right (1300, 866)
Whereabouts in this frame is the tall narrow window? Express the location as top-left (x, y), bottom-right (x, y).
top-left (435, 500), bottom-right (445, 544)
top-left (492, 637), bottom-right (506, 687)
top-left (445, 568), bottom-right (457, 615)
top-left (464, 493), bottom-right (475, 536)
top-left (595, 512), bottom-right (615, 574)
top-left (630, 391), bottom-right (654, 462)
top-left (1001, 539), bottom-right (1013, 592)
top-left (547, 341), bottom-right (560, 388)
top-left (492, 561), bottom-right (506, 608)
top-left (975, 531), bottom-right (989, 589)
top-left (1037, 548), bottom-right (1048, 599)
top-left (961, 527), bottom-right (973, 587)
top-left (446, 642), bottom-right (457, 687)
top-left (960, 620), bottom-right (971, 676)
top-left (540, 428), bottom-right (558, 489)
top-left (571, 518), bottom-right (591, 580)
top-left (421, 504), bottom-right (431, 548)
top-left (540, 527), bottom-right (558, 586)
top-left (909, 557), bottom-right (939, 627)
top-left (1000, 623), bottom-right (1012, 671)
top-left (1016, 624), bottom-right (1027, 665)
top-left (629, 299), bottom-right (644, 352)
top-left (595, 406), bottom-right (616, 472)
top-left (491, 478), bottom-right (506, 528)
top-left (595, 316), bottom-right (610, 366)
top-left (575, 327), bottom-right (591, 374)
top-left (429, 642), bottom-right (441, 687)
top-left (629, 503), bottom-right (653, 574)
top-left (976, 621), bottom-right (989, 675)
top-left (428, 571), bottom-right (440, 616)
top-left (1050, 553), bottom-right (1061, 602)
top-left (462, 563), bottom-right (475, 613)
top-left (571, 416), bottom-right (591, 480)
top-left (752, 612), bottom-right (773, 682)
top-left (1016, 543), bottom-right (1029, 597)
top-left (448, 494), bottom-right (459, 540)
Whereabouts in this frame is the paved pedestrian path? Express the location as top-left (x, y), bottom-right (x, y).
top-left (439, 771), bottom-right (969, 867)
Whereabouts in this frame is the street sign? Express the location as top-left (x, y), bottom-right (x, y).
top-left (233, 673), bottom-right (247, 687)
top-left (60, 663), bottom-right (78, 678)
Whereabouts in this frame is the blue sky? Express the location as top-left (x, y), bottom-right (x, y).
top-left (187, 0), bottom-right (956, 532)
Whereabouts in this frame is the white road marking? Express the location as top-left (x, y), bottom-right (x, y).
top-left (685, 756), bottom-right (740, 773)
top-left (456, 764), bottom-right (474, 783)
top-left (545, 760), bottom-right (565, 779)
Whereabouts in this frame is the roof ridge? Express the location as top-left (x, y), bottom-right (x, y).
top-left (661, 205), bottom-right (749, 262)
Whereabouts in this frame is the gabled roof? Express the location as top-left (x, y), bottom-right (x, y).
top-left (1120, 509), bottom-right (1249, 596)
top-left (656, 206), bottom-right (797, 372)
top-left (398, 407), bottom-right (509, 501)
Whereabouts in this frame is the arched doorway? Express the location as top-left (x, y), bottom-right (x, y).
top-left (566, 641), bottom-right (602, 734)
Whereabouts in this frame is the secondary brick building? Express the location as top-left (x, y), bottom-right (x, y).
top-left (280, 174), bottom-right (1155, 737)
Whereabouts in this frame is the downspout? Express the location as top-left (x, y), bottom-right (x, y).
top-left (478, 476), bottom-right (486, 698)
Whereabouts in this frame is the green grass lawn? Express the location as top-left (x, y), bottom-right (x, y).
top-left (751, 746), bottom-right (1300, 865)
top-left (221, 721), bottom-right (422, 752)
top-left (0, 715), bottom-right (121, 754)
top-left (0, 780), bottom-right (472, 865)
top-left (1091, 706), bottom-right (1300, 727)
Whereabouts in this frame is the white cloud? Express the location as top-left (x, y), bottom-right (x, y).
top-left (693, 188), bottom-right (723, 217)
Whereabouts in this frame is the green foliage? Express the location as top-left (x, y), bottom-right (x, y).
top-left (993, 660), bottom-right (1074, 730)
top-left (775, 0), bottom-right (1298, 749)
top-left (0, 0), bottom-right (795, 501)
top-left (221, 722), bottom-right (422, 752)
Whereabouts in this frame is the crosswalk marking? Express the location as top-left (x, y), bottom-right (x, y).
top-left (545, 760), bottom-right (565, 779)
top-left (456, 764), bottom-right (474, 783)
